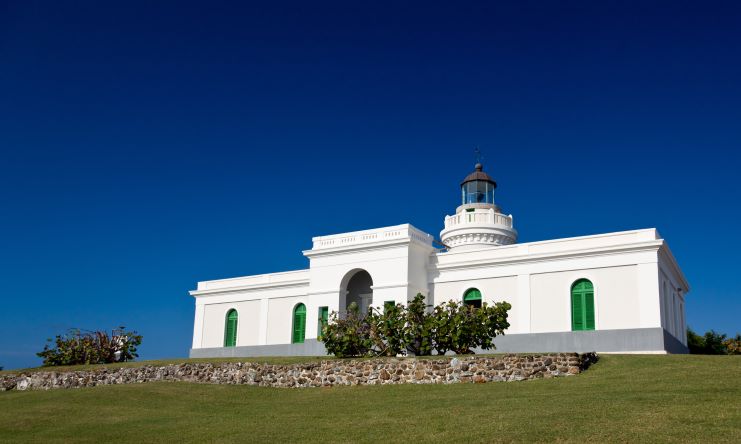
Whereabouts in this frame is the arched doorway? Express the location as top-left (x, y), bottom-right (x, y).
top-left (340, 269), bottom-right (373, 316)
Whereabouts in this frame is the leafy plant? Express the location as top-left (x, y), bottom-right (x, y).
top-left (367, 302), bottom-right (407, 356)
top-left (724, 334), bottom-right (741, 355)
top-left (429, 299), bottom-right (511, 355)
top-left (403, 293), bottom-right (434, 356)
top-left (320, 293), bottom-right (511, 358)
top-left (687, 327), bottom-right (705, 354)
top-left (37, 327), bottom-right (143, 366)
top-left (320, 303), bottom-right (374, 358)
top-left (687, 327), bottom-right (741, 355)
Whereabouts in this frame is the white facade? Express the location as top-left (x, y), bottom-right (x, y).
top-left (190, 165), bottom-right (689, 356)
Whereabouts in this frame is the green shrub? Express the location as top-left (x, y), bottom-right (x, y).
top-left (687, 327), bottom-right (741, 355)
top-left (320, 293), bottom-right (511, 358)
top-left (320, 303), bottom-right (374, 358)
top-left (702, 330), bottom-right (729, 355)
top-left (724, 334), bottom-right (741, 355)
top-left (37, 327), bottom-right (143, 366)
top-left (367, 302), bottom-right (407, 356)
top-left (403, 294), bottom-right (434, 356)
top-left (429, 299), bottom-right (511, 355)
top-left (687, 327), bottom-right (705, 354)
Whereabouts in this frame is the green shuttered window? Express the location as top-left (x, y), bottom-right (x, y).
top-left (224, 309), bottom-right (238, 347)
top-left (317, 306), bottom-right (328, 338)
top-left (464, 288), bottom-right (482, 308)
top-left (293, 303), bottom-right (306, 344)
top-left (571, 279), bottom-right (595, 331)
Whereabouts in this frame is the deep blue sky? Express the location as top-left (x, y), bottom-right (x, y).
top-left (1, 1), bottom-right (740, 369)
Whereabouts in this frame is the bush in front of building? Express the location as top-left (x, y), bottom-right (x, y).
top-left (320, 293), bottom-right (511, 358)
top-left (429, 299), bottom-right (511, 355)
top-left (321, 304), bottom-right (375, 358)
top-left (37, 327), bottom-right (143, 366)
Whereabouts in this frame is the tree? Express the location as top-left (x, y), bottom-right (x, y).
top-left (403, 294), bottom-right (434, 356)
top-left (724, 334), bottom-right (741, 355)
top-left (320, 294), bottom-right (511, 358)
top-left (37, 327), bottom-right (143, 366)
top-left (687, 327), bottom-right (705, 354)
top-left (687, 327), bottom-right (738, 355)
top-left (702, 330), bottom-right (728, 355)
top-left (320, 303), bottom-right (374, 358)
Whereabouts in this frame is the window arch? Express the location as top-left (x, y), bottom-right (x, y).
top-left (292, 303), bottom-right (306, 344)
top-left (571, 279), bottom-right (595, 331)
top-left (463, 288), bottom-right (482, 309)
top-left (224, 309), bottom-right (238, 347)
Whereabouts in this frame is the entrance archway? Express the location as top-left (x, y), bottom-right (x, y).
top-left (340, 269), bottom-right (373, 316)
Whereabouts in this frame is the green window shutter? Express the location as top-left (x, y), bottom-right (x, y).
top-left (464, 288), bottom-right (481, 302)
top-left (571, 292), bottom-right (584, 331)
top-left (293, 303), bottom-right (306, 344)
top-left (584, 291), bottom-right (595, 330)
top-left (571, 280), bottom-right (595, 331)
top-left (464, 288), bottom-right (482, 308)
top-left (224, 309), bottom-right (238, 347)
top-left (317, 306), bottom-right (328, 338)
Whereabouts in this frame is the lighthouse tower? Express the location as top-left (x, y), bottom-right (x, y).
top-left (440, 163), bottom-right (517, 250)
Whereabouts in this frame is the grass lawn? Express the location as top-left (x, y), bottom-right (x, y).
top-left (1, 355), bottom-right (739, 443)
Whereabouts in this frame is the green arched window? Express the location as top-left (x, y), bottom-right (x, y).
top-left (571, 279), bottom-right (595, 331)
top-left (464, 288), bottom-right (482, 309)
top-left (224, 309), bottom-right (238, 347)
top-left (292, 303), bottom-right (306, 344)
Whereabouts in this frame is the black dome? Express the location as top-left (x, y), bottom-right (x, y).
top-left (460, 163), bottom-right (497, 188)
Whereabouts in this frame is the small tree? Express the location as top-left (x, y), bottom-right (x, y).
top-left (403, 294), bottom-right (434, 356)
top-left (37, 327), bottom-right (143, 366)
top-left (367, 303), bottom-right (407, 356)
top-left (687, 327), bottom-right (705, 354)
top-left (320, 294), bottom-right (511, 358)
top-left (724, 334), bottom-right (741, 355)
top-left (430, 299), bottom-right (511, 355)
top-left (702, 330), bottom-right (729, 355)
top-left (687, 327), bottom-right (738, 355)
top-left (321, 303), bottom-right (374, 358)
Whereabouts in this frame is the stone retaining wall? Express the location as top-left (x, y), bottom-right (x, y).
top-left (0, 353), bottom-right (597, 391)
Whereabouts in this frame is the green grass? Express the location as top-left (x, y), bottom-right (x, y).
top-left (1, 355), bottom-right (739, 443)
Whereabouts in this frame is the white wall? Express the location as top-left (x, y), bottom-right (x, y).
top-left (656, 241), bottom-right (690, 345)
top-left (529, 265), bottom-right (640, 333)
top-left (192, 277), bottom-right (310, 348)
top-left (201, 300), bottom-right (261, 348)
top-left (266, 296), bottom-right (307, 345)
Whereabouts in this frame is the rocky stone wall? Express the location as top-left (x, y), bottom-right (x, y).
top-left (0, 353), bottom-right (597, 391)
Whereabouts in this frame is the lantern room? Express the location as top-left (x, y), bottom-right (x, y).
top-left (461, 163), bottom-right (496, 205)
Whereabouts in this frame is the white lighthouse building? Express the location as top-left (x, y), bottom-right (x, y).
top-left (189, 163), bottom-right (689, 356)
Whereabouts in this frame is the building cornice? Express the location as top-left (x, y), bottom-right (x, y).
top-left (303, 223), bottom-right (434, 258)
top-left (190, 279), bottom-right (309, 297)
top-left (432, 240), bottom-right (664, 276)
top-left (303, 238), bottom-right (431, 258)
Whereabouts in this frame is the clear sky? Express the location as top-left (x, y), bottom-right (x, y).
top-left (1, 1), bottom-right (740, 369)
